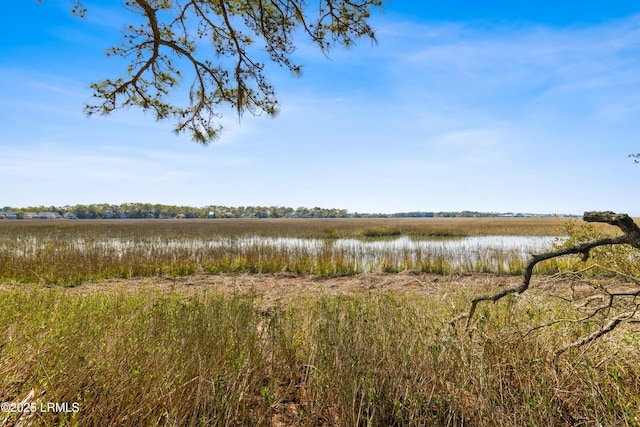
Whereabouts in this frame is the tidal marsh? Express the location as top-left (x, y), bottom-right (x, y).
top-left (0, 218), bottom-right (569, 285)
top-left (1, 217), bottom-right (638, 426)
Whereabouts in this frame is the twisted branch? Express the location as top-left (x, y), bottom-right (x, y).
top-left (458, 211), bottom-right (640, 352)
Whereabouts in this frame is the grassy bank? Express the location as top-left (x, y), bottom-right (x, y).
top-left (1, 284), bottom-right (638, 426)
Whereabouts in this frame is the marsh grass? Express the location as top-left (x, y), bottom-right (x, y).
top-left (2, 218), bottom-right (638, 425)
top-left (1, 285), bottom-right (638, 426)
top-left (0, 219), bottom-right (567, 285)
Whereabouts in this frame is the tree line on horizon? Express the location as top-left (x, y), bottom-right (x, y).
top-left (1, 204), bottom-right (349, 219)
top-left (0, 204), bottom-right (567, 219)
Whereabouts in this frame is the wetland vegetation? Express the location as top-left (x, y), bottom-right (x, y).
top-left (1, 217), bottom-right (639, 426)
top-left (1, 217), bottom-right (572, 286)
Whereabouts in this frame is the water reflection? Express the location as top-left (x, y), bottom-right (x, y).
top-left (333, 235), bottom-right (556, 257)
top-left (211, 235), bottom-right (560, 271)
top-left (7, 233), bottom-right (561, 273)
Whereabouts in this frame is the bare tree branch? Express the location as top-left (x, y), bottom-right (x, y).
top-left (553, 308), bottom-right (640, 359)
top-left (458, 211), bottom-right (640, 353)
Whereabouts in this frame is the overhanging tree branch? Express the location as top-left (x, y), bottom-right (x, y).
top-left (458, 211), bottom-right (640, 352)
top-left (68, 0), bottom-right (382, 143)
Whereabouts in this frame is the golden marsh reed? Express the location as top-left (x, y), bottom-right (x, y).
top-left (1, 276), bottom-right (639, 426)
top-left (0, 217), bottom-right (573, 285)
top-left (1, 217), bottom-right (639, 425)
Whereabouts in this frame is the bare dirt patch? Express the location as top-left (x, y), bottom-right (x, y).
top-left (0, 272), bottom-right (521, 303)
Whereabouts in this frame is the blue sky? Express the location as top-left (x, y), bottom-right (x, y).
top-left (2, 1), bottom-right (640, 215)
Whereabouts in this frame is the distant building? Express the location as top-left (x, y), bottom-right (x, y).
top-left (40, 212), bottom-right (62, 219)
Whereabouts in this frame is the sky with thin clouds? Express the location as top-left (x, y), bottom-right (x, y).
top-left (2, 1), bottom-right (640, 215)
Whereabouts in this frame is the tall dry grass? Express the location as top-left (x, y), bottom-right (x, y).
top-left (2, 217), bottom-right (638, 425)
top-left (0, 284), bottom-right (638, 426)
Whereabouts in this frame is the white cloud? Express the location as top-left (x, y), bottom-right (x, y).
top-left (3, 7), bottom-right (640, 214)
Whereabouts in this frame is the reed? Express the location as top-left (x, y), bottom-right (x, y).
top-left (0, 284), bottom-right (638, 426)
top-left (0, 219), bottom-right (566, 285)
top-left (2, 219), bottom-right (638, 425)
top-left (0, 216), bottom-right (571, 238)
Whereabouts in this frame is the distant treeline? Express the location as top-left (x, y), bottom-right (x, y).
top-left (0, 204), bottom-right (566, 220)
top-left (1, 204), bottom-right (352, 219)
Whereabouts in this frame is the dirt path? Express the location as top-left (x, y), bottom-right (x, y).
top-left (1, 272), bottom-right (521, 303)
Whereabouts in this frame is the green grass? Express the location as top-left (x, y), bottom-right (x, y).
top-left (0, 285), bottom-right (638, 426)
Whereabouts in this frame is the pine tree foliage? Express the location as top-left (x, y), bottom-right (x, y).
top-left (41, 0), bottom-right (382, 143)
